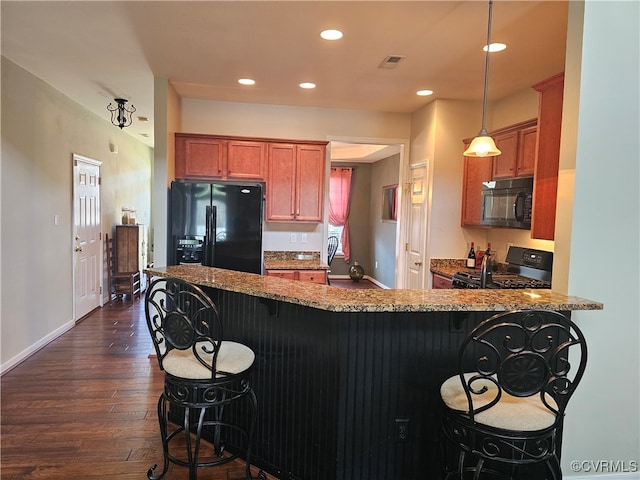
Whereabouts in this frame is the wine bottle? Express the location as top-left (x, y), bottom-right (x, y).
top-left (485, 242), bottom-right (492, 257)
top-left (466, 242), bottom-right (476, 268)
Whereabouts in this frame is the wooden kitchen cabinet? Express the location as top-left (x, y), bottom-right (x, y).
top-left (266, 269), bottom-right (327, 284)
top-left (432, 273), bottom-right (453, 289)
top-left (175, 134), bottom-right (225, 179)
top-left (461, 148), bottom-right (493, 227)
top-left (227, 139), bottom-right (266, 180)
top-left (491, 119), bottom-right (537, 179)
top-left (531, 73), bottom-right (564, 241)
top-left (115, 224), bottom-right (147, 291)
top-left (175, 134), bottom-right (266, 181)
top-left (492, 130), bottom-right (519, 179)
top-left (266, 142), bottom-right (326, 222)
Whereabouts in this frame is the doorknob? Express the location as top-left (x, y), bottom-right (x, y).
top-left (75, 246), bottom-right (83, 252)
top-left (414, 261), bottom-right (423, 266)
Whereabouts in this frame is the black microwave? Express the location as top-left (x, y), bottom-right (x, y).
top-left (480, 177), bottom-right (533, 229)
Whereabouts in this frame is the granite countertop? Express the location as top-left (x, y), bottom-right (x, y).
top-left (430, 258), bottom-right (508, 278)
top-left (145, 265), bottom-right (603, 313)
top-left (263, 250), bottom-right (330, 271)
top-left (263, 259), bottom-right (330, 270)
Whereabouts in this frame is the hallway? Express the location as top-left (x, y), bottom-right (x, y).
top-left (0, 299), bottom-right (266, 480)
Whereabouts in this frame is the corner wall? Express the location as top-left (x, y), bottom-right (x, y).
top-left (1, 57), bottom-right (153, 371)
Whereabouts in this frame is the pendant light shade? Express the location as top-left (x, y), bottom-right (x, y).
top-left (464, 131), bottom-right (501, 157)
top-left (464, 0), bottom-right (502, 158)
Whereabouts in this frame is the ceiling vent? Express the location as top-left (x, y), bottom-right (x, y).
top-left (379, 55), bottom-right (406, 69)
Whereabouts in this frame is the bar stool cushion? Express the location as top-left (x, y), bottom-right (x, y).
top-left (440, 373), bottom-right (557, 431)
top-left (163, 341), bottom-right (255, 379)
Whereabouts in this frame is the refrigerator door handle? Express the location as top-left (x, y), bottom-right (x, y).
top-left (205, 205), bottom-right (217, 266)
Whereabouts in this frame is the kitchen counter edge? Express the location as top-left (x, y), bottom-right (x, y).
top-left (145, 266), bottom-right (603, 313)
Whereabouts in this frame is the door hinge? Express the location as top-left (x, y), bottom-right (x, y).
top-left (99, 286), bottom-right (103, 294)
top-left (405, 242), bottom-right (409, 251)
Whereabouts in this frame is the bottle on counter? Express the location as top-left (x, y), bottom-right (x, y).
top-left (466, 242), bottom-right (476, 268)
top-left (485, 243), bottom-right (494, 272)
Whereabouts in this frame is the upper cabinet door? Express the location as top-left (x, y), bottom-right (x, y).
top-left (266, 142), bottom-right (326, 222)
top-left (175, 135), bottom-right (225, 179)
top-left (227, 140), bottom-right (266, 180)
top-left (516, 125), bottom-right (537, 177)
top-left (492, 131), bottom-right (519, 179)
top-left (266, 143), bottom-right (297, 221)
top-left (295, 144), bottom-right (325, 222)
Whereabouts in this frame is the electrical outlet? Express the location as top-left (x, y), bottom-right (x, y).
top-left (290, 233), bottom-right (297, 243)
top-left (301, 233), bottom-right (308, 243)
top-left (395, 418), bottom-right (409, 443)
top-left (375, 261), bottom-right (378, 269)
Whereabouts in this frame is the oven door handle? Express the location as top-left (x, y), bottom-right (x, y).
top-left (514, 192), bottom-right (526, 222)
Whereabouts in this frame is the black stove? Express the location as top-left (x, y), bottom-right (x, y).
top-left (452, 246), bottom-right (553, 290)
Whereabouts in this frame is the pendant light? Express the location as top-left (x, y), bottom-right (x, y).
top-left (463, 0), bottom-right (501, 157)
top-left (107, 98), bottom-right (136, 129)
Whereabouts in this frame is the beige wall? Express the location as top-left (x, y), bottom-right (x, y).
top-left (1, 57), bottom-right (153, 370)
top-left (561, 1), bottom-right (639, 473)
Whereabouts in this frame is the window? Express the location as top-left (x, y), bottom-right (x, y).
top-left (327, 224), bottom-right (344, 255)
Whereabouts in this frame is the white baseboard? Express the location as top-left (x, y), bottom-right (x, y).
top-left (0, 318), bottom-right (75, 375)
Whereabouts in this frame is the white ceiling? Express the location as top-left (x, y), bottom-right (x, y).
top-left (1, 1), bottom-right (568, 155)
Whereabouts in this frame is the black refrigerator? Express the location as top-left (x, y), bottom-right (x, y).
top-left (170, 180), bottom-right (263, 274)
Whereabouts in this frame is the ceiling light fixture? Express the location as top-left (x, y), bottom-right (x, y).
top-left (238, 78), bottom-right (256, 85)
top-left (464, 0), bottom-right (502, 157)
top-left (107, 98), bottom-right (135, 129)
top-left (299, 82), bottom-right (316, 89)
top-left (484, 42), bottom-right (507, 53)
top-left (320, 29), bottom-right (343, 40)
top-left (417, 89), bottom-right (434, 97)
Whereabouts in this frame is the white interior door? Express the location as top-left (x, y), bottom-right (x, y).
top-left (73, 154), bottom-right (102, 320)
top-left (405, 164), bottom-right (427, 289)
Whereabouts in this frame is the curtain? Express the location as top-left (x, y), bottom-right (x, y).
top-left (328, 167), bottom-right (353, 263)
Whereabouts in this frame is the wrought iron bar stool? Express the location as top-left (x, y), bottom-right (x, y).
top-left (440, 309), bottom-right (587, 479)
top-left (145, 277), bottom-right (265, 480)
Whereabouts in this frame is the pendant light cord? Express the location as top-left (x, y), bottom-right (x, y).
top-left (480, 0), bottom-right (494, 135)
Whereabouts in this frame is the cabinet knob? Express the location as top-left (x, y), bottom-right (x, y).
top-left (414, 261), bottom-right (423, 266)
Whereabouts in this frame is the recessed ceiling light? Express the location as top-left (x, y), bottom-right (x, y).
top-left (299, 82), bottom-right (316, 89)
top-left (483, 43), bottom-right (507, 53)
top-left (417, 90), bottom-right (434, 96)
top-left (320, 29), bottom-right (343, 40)
top-left (238, 78), bottom-right (256, 85)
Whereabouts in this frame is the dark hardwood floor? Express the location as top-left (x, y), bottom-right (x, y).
top-left (1, 298), bottom-right (273, 480)
top-left (328, 278), bottom-right (381, 289)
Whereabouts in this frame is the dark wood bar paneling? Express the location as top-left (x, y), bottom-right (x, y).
top-left (211, 288), bottom-right (496, 479)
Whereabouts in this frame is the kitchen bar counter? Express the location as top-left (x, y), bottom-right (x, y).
top-left (144, 265), bottom-right (602, 480)
top-left (146, 265), bottom-right (603, 312)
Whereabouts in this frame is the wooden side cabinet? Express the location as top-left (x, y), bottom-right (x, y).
top-left (115, 224), bottom-right (147, 291)
top-left (432, 273), bottom-right (453, 289)
top-left (531, 73), bottom-right (564, 241)
top-left (461, 149), bottom-right (493, 227)
top-left (266, 142), bottom-right (326, 222)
